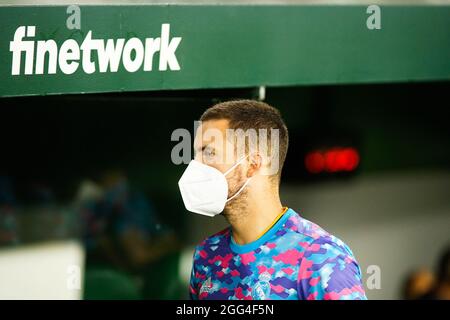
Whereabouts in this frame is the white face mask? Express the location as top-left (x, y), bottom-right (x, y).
top-left (178, 156), bottom-right (251, 217)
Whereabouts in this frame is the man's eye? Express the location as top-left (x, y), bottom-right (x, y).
top-left (204, 149), bottom-right (215, 157)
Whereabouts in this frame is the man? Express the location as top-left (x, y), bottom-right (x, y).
top-left (178, 99), bottom-right (367, 300)
top-left (419, 247), bottom-right (450, 300)
top-left (77, 171), bottom-right (179, 270)
top-left (403, 269), bottom-right (436, 300)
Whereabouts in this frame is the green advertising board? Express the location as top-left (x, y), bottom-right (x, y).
top-left (0, 1), bottom-right (449, 97)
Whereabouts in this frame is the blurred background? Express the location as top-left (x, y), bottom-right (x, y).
top-left (0, 82), bottom-right (448, 299)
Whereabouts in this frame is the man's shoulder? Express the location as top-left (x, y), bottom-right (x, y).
top-left (193, 227), bottom-right (230, 256)
top-left (285, 209), bottom-right (356, 259)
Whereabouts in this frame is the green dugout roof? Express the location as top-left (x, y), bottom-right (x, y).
top-left (1, 0), bottom-right (450, 5)
top-left (0, 0), bottom-right (449, 97)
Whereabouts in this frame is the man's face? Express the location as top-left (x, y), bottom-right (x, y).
top-left (193, 119), bottom-right (248, 201)
top-left (194, 119), bottom-right (234, 172)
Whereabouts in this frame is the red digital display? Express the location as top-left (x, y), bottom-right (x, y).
top-left (305, 147), bottom-right (359, 174)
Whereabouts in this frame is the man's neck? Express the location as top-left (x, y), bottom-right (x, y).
top-left (227, 193), bottom-right (284, 245)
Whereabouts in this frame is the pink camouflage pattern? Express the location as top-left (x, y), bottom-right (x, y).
top-left (189, 208), bottom-right (367, 300)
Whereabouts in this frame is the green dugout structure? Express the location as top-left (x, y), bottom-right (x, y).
top-left (0, 0), bottom-right (449, 300)
top-left (0, 0), bottom-right (449, 97)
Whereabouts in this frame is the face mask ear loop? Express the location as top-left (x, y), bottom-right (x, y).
top-left (223, 154), bottom-right (250, 177)
top-left (226, 177), bottom-right (252, 203)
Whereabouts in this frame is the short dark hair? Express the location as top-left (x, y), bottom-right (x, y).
top-left (200, 99), bottom-right (289, 182)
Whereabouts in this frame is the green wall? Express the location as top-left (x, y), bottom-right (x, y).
top-left (1, 5), bottom-right (450, 97)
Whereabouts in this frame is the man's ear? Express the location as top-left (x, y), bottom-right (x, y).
top-left (256, 153), bottom-right (279, 177)
top-left (247, 153), bottom-right (262, 178)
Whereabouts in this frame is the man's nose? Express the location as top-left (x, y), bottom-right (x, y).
top-left (194, 153), bottom-right (203, 163)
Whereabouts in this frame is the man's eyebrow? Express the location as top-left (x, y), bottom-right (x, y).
top-left (200, 144), bottom-right (214, 151)
top-left (194, 144), bottom-right (210, 153)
